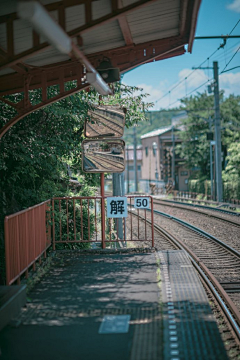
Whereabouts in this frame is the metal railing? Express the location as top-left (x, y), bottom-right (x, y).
top-left (52, 195), bottom-right (154, 249)
top-left (4, 195), bottom-right (154, 285)
top-left (4, 200), bottom-right (51, 285)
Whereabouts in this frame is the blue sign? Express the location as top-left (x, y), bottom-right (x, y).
top-left (134, 197), bottom-right (150, 209)
top-left (107, 197), bottom-right (128, 218)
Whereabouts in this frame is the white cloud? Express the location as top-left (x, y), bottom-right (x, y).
top-left (227, 0), bottom-right (240, 12)
top-left (125, 69), bottom-right (240, 111)
top-left (220, 71), bottom-right (240, 95)
top-left (136, 69), bottom-right (209, 109)
top-left (178, 69), bottom-right (208, 88)
top-left (128, 83), bottom-right (165, 110)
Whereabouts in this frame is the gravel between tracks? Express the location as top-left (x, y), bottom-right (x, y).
top-left (153, 202), bottom-right (240, 252)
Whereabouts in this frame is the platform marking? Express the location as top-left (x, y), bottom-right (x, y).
top-left (158, 253), bottom-right (180, 360)
top-left (99, 315), bottom-right (131, 334)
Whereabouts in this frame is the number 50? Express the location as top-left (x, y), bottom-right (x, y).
top-left (134, 197), bottom-right (150, 209)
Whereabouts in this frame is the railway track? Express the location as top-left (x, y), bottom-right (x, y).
top-left (152, 198), bottom-right (240, 253)
top-left (153, 198), bottom-right (240, 222)
top-left (85, 153), bottom-right (123, 171)
top-left (88, 111), bottom-right (123, 137)
top-left (128, 208), bottom-right (240, 356)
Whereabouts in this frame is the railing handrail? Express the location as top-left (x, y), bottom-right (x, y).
top-left (5, 199), bottom-right (51, 220)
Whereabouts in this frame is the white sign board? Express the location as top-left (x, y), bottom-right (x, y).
top-left (134, 197), bottom-right (150, 209)
top-left (107, 197), bottom-right (128, 218)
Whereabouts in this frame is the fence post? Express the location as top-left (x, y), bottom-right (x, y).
top-left (4, 217), bottom-right (10, 285)
top-left (52, 199), bottom-right (55, 250)
top-left (100, 174), bottom-right (106, 249)
top-left (151, 197), bottom-right (154, 247)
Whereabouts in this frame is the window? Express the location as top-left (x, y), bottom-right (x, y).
top-left (128, 166), bottom-right (134, 171)
top-left (145, 147), bottom-right (148, 156)
top-left (180, 171), bottom-right (188, 176)
top-left (137, 165), bottom-right (141, 171)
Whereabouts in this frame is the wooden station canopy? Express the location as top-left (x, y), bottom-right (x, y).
top-left (0, 0), bottom-right (201, 137)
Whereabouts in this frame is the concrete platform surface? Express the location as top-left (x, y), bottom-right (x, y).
top-left (0, 285), bottom-right (26, 331)
top-left (0, 249), bottom-right (162, 360)
top-left (158, 250), bottom-right (228, 360)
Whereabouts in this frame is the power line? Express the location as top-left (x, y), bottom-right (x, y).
top-left (220, 45), bottom-right (240, 74)
top-left (167, 79), bottom-right (212, 108)
top-left (156, 18), bottom-right (240, 107)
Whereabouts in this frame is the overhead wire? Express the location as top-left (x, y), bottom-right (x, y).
top-left (220, 45), bottom-right (240, 74)
top-left (157, 17), bottom-right (240, 108)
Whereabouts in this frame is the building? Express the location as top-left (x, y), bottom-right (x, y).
top-left (140, 114), bottom-right (190, 192)
top-left (124, 145), bottom-right (142, 193)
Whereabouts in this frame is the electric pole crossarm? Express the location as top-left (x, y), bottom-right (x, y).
top-left (195, 35), bottom-right (240, 39)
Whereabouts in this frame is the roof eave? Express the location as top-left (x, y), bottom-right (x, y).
top-left (187, 0), bottom-right (202, 53)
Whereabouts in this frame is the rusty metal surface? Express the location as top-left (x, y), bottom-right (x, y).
top-left (4, 195), bottom-right (155, 285)
top-left (4, 200), bottom-right (51, 285)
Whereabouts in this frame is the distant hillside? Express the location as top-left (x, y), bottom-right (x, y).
top-left (123, 109), bottom-right (180, 145)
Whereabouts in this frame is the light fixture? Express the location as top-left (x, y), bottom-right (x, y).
top-left (152, 142), bottom-right (157, 156)
top-left (86, 72), bottom-right (112, 95)
top-left (97, 58), bottom-right (120, 83)
top-left (17, 1), bottom-right (112, 96)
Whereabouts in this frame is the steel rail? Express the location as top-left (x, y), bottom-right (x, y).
top-left (158, 198), bottom-right (240, 217)
top-left (130, 210), bottom-right (240, 344)
top-left (152, 209), bottom-right (240, 258)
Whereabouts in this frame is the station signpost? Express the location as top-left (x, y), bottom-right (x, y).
top-left (82, 105), bottom-right (126, 248)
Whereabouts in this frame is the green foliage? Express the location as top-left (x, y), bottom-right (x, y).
top-left (0, 81), bottom-right (151, 251)
top-left (124, 109), bottom-right (177, 145)
top-left (189, 178), bottom-right (240, 201)
top-left (176, 92), bottom-right (240, 186)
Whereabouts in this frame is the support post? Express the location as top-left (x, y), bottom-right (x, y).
top-left (133, 126), bottom-right (138, 192)
top-left (210, 141), bottom-right (215, 200)
top-left (213, 61), bottom-right (223, 202)
top-left (101, 173), bottom-right (106, 249)
top-left (171, 125), bottom-right (175, 188)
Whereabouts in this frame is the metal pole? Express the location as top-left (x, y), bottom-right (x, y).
top-left (213, 61), bottom-right (223, 202)
top-left (210, 141), bottom-right (214, 200)
top-left (100, 173), bottom-right (106, 249)
top-left (133, 126), bottom-right (138, 192)
top-left (171, 125), bottom-right (175, 187)
top-left (127, 145), bottom-right (130, 193)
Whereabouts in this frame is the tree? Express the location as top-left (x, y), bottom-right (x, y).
top-left (176, 92), bottom-right (240, 181)
top-left (0, 82), bottom-right (152, 243)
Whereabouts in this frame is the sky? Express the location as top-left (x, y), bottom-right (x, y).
top-left (122, 0), bottom-right (240, 110)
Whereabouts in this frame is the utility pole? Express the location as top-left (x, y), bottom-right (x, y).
top-left (171, 125), bottom-right (175, 188)
top-left (213, 61), bottom-right (223, 202)
top-left (127, 145), bottom-right (130, 193)
top-left (192, 61), bottom-right (223, 202)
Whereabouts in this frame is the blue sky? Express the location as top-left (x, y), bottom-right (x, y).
top-left (122, 0), bottom-right (240, 110)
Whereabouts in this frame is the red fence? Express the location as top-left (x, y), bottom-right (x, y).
top-left (4, 195), bottom-right (154, 285)
top-left (4, 200), bottom-right (51, 285)
top-left (52, 195), bottom-right (154, 249)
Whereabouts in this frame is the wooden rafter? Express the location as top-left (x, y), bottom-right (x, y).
top-left (0, 0), bottom-right (156, 71)
top-left (0, 35), bottom-right (186, 95)
top-left (117, 0), bottom-right (134, 46)
top-left (0, 34), bottom-right (186, 138)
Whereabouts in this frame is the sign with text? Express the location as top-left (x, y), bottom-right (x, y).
top-left (134, 197), bottom-right (150, 209)
top-left (107, 197), bottom-right (128, 218)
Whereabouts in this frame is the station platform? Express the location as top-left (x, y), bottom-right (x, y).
top-left (0, 248), bottom-right (228, 360)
